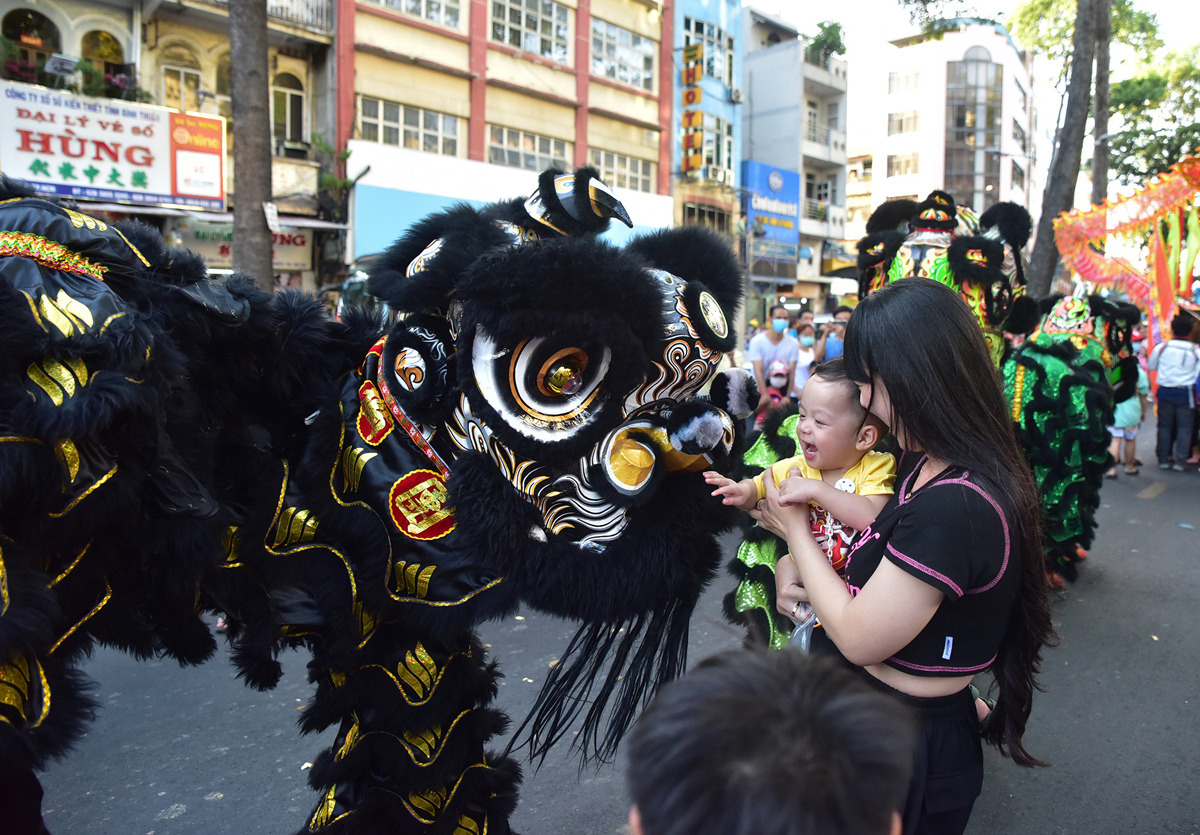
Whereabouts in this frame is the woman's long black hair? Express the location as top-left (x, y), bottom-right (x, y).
top-left (843, 278), bottom-right (1054, 767)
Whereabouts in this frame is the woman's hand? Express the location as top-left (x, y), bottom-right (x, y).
top-left (750, 466), bottom-right (813, 541)
top-left (775, 553), bottom-right (811, 622)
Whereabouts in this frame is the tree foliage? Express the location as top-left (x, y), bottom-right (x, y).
top-left (1009, 0), bottom-right (1160, 74)
top-left (806, 21), bottom-right (846, 65)
top-left (1108, 48), bottom-right (1200, 185)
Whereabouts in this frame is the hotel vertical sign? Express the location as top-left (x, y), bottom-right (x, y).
top-left (680, 43), bottom-right (703, 173)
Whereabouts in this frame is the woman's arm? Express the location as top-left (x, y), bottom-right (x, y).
top-left (756, 476), bottom-right (942, 666)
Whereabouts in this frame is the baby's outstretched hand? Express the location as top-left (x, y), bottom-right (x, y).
top-left (704, 471), bottom-right (754, 508)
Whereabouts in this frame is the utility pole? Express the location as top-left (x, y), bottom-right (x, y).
top-left (1026, 0), bottom-right (1097, 298)
top-left (228, 0), bottom-right (275, 291)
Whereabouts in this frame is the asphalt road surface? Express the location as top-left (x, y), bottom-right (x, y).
top-left (40, 439), bottom-right (1200, 835)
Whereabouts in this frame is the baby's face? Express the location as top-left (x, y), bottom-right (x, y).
top-left (795, 377), bottom-right (866, 471)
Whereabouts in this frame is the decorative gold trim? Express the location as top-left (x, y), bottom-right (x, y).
top-left (113, 226), bottom-right (151, 266)
top-left (335, 714), bottom-right (361, 760)
top-left (398, 709), bottom-right (471, 767)
top-left (1010, 365), bottom-right (1026, 423)
top-left (388, 576), bottom-right (504, 607)
top-left (393, 561), bottom-right (437, 598)
top-left (0, 653), bottom-right (50, 726)
top-left (27, 362), bottom-right (64, 405)
top-left (55, 439), bottom-right (81, 482)
top-left (400, 761), bottom-right (493, 825)
top-left (20, 291), bottom-right (47, 332)
top-left (272, 507), bottom-right (319, 548)
top-left (50, 581), bottom-right (112, 654)
top-left (97, 311), bottom-right (127, 334)
top-left (48, 465), bottom-right (118, 517)
top-left (0, 544), bottom-right (8, 617)
top-left (307, 784), bottom-right (352, 830)
top-left (48, 540), bottom-right (91, 588)
top-left (454, 814), bottom-right (487, 835)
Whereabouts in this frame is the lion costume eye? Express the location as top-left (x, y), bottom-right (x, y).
top-left (472, 327), bottom-right (611, 442)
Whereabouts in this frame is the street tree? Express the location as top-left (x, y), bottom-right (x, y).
top-left (228, 0), bottom-right (274, 291)
top-left (1024, 0), bottom-right (1096, 298)
top-left (1108, 48), bottom-right (1200, 186)
top-left (1091, 0), bottom-right (1111, 209)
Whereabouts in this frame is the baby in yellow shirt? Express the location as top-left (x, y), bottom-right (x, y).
top-left (705, 358), bottom-right (895, 577)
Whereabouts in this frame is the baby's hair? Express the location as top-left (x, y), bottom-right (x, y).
top-left (810, 357), bottom-right (887, 434)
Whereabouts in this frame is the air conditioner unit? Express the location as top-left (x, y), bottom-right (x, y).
top-left (730, 88), bottom-right (744, 103)
top-left (702, 166), bottom-right (728, 184)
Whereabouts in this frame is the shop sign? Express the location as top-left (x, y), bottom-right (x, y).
top-left (0, 80), bottom-right (225, 211)
top-left (741, 161), bottom-right (800, 247)
top-left (174, 218), bottom-right (312, 271)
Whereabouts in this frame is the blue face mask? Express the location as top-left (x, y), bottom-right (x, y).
top-left (771, 318), bottom-right (788, 333)
top-left (800, 335), bottom-right (815, 347)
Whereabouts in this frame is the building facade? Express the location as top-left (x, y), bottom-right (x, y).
top-left (344, 0), bottom-right (675, 262)
top-left (0, 0), bottom-right (340, 289)
top-left (670, 0), bottom-right (742, 239)
top-left (740, 8), bottom-right (847, 316)
top-left (871, 21), bottom-right (1039, 222)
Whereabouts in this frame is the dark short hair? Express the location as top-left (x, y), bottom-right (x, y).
top-left (1171, 313), bottom-right (1196, 338)
top-left (627, 650), bottom-right (914, 835)
top-left (834, 305), bottom-right (854, 318)
top-left (809, 357), bottom-right (885, 434)
top-left (770, 304), bottom-right (788, 317)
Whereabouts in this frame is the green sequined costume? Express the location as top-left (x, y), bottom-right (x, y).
top-left (1000, 295), bottom-right (1139, 579)
top-left (723, 410), bottom-right (801, 650)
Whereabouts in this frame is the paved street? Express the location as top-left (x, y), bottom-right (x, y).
top-left (40, 432), bottom-right (1200, 835)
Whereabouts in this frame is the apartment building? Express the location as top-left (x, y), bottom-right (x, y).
top-left (670, 0), bottom-right (742, 236)
top-left (741, 8), bottom-right (847, 315)
top-left (871, 20), bottom-right (1040, 222)
top-left (345, 0), bottom-right (675, 262)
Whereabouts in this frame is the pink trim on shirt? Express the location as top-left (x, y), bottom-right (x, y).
top-left (932, 475), bottom-right (1012, 594)
top-left (886, 543), bottom-right (964, 598)
top-left (896, 454), bottom-right (927, 505)
top-left (888, 653), bottom-right (997, 674)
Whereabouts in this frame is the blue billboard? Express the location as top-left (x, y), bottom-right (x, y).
top-left (742, 161), bottom-right (799, 249)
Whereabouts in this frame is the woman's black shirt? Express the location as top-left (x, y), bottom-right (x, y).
top-left (843, 452), bottom-right (1018, 676)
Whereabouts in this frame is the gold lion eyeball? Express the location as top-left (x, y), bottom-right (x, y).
top-left (547, 363), bottom-right (583, 396)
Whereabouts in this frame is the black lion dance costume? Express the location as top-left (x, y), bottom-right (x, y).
top-left (0, 168), bottom-right (756, 833)
top-left (726, 191), bottom-right (1139, 642)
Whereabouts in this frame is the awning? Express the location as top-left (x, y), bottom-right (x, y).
top-left (80, 202), bottom-right (189, 217)
top-left (183, 211), bottom-right (348, 230)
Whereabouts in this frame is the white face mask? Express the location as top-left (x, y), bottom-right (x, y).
top-left (769, 375), bottom-right (787, 388)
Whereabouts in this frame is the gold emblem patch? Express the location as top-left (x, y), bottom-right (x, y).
top-left (388, 470), bottom-right (455, 541)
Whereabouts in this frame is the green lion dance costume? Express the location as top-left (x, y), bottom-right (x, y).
top-left (728, 190), bottom-right (1139, 645)
top-left (0, 168), bottom-right (759, 833)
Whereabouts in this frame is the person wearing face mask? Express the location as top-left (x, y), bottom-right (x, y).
top-left (816, 306), bottom-right (854, 363)
top-left (747, 305), bottom-right (799, 413)
top-left (792, 323), bottom-right (818, 401)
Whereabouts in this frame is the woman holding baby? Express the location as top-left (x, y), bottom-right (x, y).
top-left (753, 278), bottom-right (1054, 835)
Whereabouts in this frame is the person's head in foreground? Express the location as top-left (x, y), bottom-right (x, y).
top-left (626, 650), bottom-right (915, 835)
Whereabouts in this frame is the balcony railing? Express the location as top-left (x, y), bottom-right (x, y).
top-left (191, 0), bottom-right (334, 34)
top-left (804, 199), bottom-right (829, 221)
top-left (268, 0), bottom-right (333, 31)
